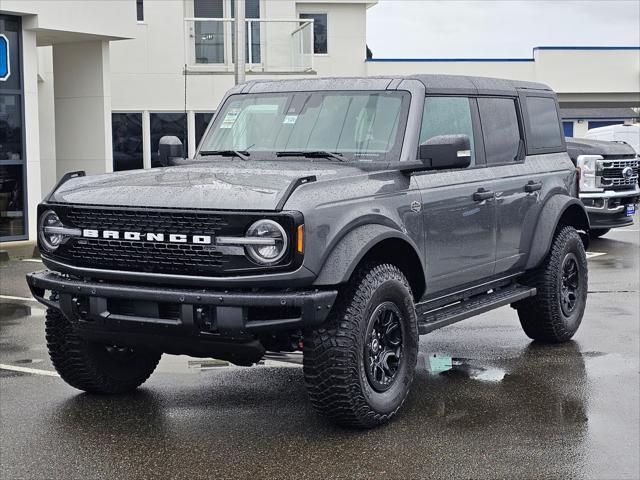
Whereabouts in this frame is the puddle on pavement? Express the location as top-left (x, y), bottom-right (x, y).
top-left (423, 353), bottom-right (506, 382)
top-left (12, 358), bottom-right (44, 365)
top-left (0, 303), bottom-right (33, 323)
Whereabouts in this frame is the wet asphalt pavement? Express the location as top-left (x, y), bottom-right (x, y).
top-left (1, 221), bottom-right (638, 479)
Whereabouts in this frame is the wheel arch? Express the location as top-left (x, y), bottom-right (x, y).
top-left (525, 195), bottom-right (590, 270)
top-left (313, 224), bottom-right (426, 301)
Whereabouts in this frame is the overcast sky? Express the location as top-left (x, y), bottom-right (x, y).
top-left (366, 1), bottom-right (640, 59)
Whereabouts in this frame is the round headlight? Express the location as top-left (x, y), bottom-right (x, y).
top-left (245, 219), bottom-right (288, 265)
top-left (39, 210), bottom-right (64, 252)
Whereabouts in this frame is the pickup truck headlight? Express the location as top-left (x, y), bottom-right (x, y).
top-left (576, 155), bottom-right (603, 192)
top-left (38, 210), bottom-right (65, 252)
top-left (244, 219), bottom-right (288, 265)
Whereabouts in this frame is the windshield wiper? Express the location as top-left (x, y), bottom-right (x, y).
top-left (199, 150), bottom-right (250, 161)
top-left (276, 151), bottom-right (347, 162)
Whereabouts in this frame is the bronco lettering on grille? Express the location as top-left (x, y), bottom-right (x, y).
top-left (81, 229), bottom-right (212, 244)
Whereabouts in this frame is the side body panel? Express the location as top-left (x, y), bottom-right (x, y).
top-left (489, 154), bottom-right (576, 274)
top-left (412, 169), bottom-right (496, 293)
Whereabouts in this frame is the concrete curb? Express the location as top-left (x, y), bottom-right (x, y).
top-left (0, 241), bottom-right (40, 261)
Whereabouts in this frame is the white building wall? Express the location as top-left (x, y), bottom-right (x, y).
top-left (37, 46), bottom-right (56, 196)
top-left (53, 41), bottom-right (113, 175)
top-left (21, 29), bottom-right (42, 241)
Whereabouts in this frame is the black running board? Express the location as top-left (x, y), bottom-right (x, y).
top-left (416, 284), bottom-right (536, 335)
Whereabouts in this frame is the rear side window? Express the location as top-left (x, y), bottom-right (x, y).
top-left (525, 96), bottom-right (563, 149)
top-left (478, 97), bottom-right (522, 164)
top-left (420, 97), bottom-right (476, 166)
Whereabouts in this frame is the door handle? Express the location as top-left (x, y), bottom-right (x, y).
top-left (524, 181), bottom-right (543, 193)
top-left (473, 188), bottom-right (495, 201)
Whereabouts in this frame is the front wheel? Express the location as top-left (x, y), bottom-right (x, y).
top-left (45, 307), bottom-right (162, 394)
top-left (516, 226), bottom-right (588, 343)
top-left (303, 263), bottom-right (418, 428)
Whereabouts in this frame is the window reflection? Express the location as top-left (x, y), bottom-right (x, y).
top-left (0, 165), bottom-right (25, 238)
top-left (0, 95), bottom-right (23, 160)
top-left (195, 112), bottom-right (215, 147)
top-left (150, 113), bottom-right (187, 167)
top-left (112, 113), bottom-right (143, 171)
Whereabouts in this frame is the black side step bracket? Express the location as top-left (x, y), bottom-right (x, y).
top-left (416, 284), bottom-right (536, 335)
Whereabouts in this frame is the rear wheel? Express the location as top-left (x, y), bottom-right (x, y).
top-left (303, 263), bottom-right (418, 428)
top-left (516, 226), bottom-right (588, 343)
top-left (589, 228), bottom-right (610, 239)
top-left (45, 307), bottom-right (161, 394)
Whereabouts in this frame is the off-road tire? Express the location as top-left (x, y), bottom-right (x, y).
top-left (516, 226), bottom-right (588, 343)
top-left (45, 307), bottom-right (161, 394)
top-left (303, 263), bottom-right (418, 428)
top-left (589, 228), bottom-right (610, 239)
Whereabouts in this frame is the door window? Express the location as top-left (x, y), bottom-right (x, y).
top-left (478, 97), bottom-right (522, 164)
top-left (419, 97), bottom-right (476, 166)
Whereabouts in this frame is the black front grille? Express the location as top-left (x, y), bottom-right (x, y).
top-left (45, 205), bottom-right (298, 277)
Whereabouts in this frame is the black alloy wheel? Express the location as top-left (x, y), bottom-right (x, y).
top-left (364, 302), bottom-right (404, 392)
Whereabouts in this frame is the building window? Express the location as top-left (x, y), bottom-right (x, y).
top-left (0, 164), bottom-right (26, 238)
top-left (136, 0), bottom-right (144, 21)
top-left (195, 112), bottom-right (215, 147)
top-left (563, 121), bottom-right (574, 138)
top-left (300, 13), bottom-right (327, 54)
top-left (150, 113), bottom-right (187, 167)
top-left (0, 95), bottom-right (23, 161)
top-left (1, 14), bottom-right (26, 242)
top-left (112, 113), bottom-right (143, 171)
top-left (300, 13), bottom-right (328, 54)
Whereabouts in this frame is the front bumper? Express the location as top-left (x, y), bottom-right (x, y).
top-left (26, 270), bottom-right (337, 336)
top-left (580, 187), bottom-right (639, 229)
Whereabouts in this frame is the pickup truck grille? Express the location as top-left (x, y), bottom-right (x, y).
top-left (45, 205), bottom-right (297, 277)
top-left (599, 158), bottom-right (639, 190)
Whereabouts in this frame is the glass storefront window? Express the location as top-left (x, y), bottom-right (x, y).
top-left (0, 164), bottom-right (25, 238)
top-left (0, 95), bottom-right (23, 161)
top-left (195, 112), bottom-right (215, 147)
top-left (150, 113), bottom-right (187, 167)
top-left (112, 113), bottom-right (143, 171)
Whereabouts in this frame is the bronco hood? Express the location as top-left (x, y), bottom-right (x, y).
top-left (47, 161), bottom-right (364, 211)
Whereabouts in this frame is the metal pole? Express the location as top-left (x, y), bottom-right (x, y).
top-left (234, 0), bottom-right (246, 85)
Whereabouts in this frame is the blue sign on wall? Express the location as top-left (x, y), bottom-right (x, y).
top-left (0, 34), bottom-right (10, 81)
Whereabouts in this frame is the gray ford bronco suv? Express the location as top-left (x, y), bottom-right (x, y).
top-left (27, 75), bottom-right (590, 428)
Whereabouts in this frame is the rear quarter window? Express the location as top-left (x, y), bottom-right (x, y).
top-left (525, 96), bottom-right (563, 150)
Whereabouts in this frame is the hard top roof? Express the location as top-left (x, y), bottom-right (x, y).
top-left (240, 74), bottom-right (552, 96)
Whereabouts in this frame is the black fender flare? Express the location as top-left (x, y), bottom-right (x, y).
top-left (525, 195), bottom-right (590, 270)
top-left (313, 224), bottom-right (423, 287)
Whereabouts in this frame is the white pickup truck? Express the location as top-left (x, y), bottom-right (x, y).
top-left (583, 124), bottom-right (640, 154)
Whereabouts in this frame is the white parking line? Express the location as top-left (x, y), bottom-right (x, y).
top-left (0, 364), bottom-right (59, 377)
top-left (586, 252), bottom-right (607, 259)
top-left (0, 294), bottom-right (37, 302)
top-left (21, 258), bottom-right (43, 263)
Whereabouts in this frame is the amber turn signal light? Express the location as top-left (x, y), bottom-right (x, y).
top-left (297, 225), bottom-right (304, 253)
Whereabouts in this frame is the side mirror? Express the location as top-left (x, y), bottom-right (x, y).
top-left (418, 134), bottom-right (471, 169)
top-left (158, 136), bottom-right (184, 167)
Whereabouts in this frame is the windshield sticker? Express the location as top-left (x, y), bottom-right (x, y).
top-left (220, 108), bottom-right (241, 129)
top-left (283, 114), bottom-right (298, 125)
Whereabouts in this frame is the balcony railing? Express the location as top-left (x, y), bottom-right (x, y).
top-left (184, 17), bottom-right (314, 73)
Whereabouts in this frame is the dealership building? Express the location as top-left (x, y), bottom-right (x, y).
top-left (0, 0), bottom-right (639, 246)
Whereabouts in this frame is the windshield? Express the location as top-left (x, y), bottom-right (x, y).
top-left (199, 91), bottom-right (409, 161)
